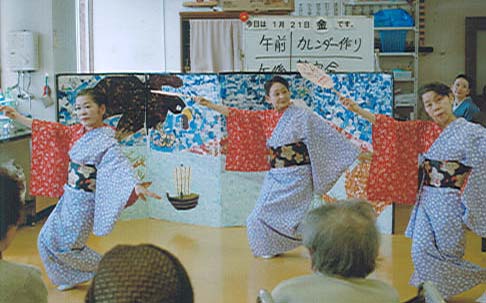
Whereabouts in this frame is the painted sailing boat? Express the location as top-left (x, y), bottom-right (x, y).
top-left (166, 164), bottom-right (199, 210)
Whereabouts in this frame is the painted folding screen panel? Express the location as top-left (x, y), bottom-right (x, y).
top-left (217, 73), bottom-right (393, 231)
top-left (56, 72), bottom-right (393, 231)
top-left (57, 73), bottom-right (224, 226)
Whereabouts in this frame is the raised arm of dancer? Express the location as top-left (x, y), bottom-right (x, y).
top-left (338, 96), bottom-right (376, 124)
top-left (0, 105), bottom-right (33, 128)
top-left (194, 97), bottom-right (230, 116)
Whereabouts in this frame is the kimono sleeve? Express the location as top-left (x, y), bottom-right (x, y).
top-left (30, 120), bottom-right (77, 197)
top-left (92, 144), bottom-right (138, 236)
top-left (305, 112), bottom-right (360, 195)
top-left (225, 108), bottom-right (270, 171)
top-left (462, 132), bottom-right (486, 237)
top-left (367, 114), bottom-right (441, 204)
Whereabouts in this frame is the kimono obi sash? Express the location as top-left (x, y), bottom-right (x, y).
top-left (419, 158), bottom-right (472, 190)
top-left (67, 161), bottom-right (97, 192)
top-left (269, 141), bottom-right (310, 168)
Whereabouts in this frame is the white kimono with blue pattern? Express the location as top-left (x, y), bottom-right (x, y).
top-left (245, 105), bottom-right (360, 256)
top-left (405, 118), bottom-right (486, 298)
top-left (37, 126), bottom-right (137, 286)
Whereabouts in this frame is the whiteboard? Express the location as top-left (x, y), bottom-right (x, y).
top-left (243, 16), bottom-right (374, 72)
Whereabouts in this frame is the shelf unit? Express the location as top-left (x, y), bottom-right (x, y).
top-left (345, 0), bottom-right (419, 120)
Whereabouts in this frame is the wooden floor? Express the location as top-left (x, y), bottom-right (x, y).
top-left (5, 217), bottom-right (486, 303)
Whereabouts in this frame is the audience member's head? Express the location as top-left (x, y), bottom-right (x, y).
top-left (302, 199), bottom-right (379, 278)
top-left (0, 161), bottom-right (26, 255)
top-left (85, 244), bottom-right (193, 303)
top-left (451, 74), bottom-right (471, 102)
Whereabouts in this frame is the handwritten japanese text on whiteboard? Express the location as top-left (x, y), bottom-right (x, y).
top-left (244, 16), bottom-right (374, 73)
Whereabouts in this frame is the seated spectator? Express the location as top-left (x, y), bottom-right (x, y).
top-left (85, 244), bottom-right (193, 303)
top-left (271, 199), bottom-right (399, 303)
top-left (451, 74), bottom-right (480, 121)
top-left (0, 162), bottom-right (48, 303)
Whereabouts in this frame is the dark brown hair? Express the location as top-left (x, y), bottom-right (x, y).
top-left (418, 82), bottom-right (453, 102)
top-left (264, 76), bottom-right (290, 96)
top-left (454, 74), bottom-right (470, 85)
top-left (86, 244), bottom-right (193, 303)
top-left (77, 88), bottom-right (108, 107)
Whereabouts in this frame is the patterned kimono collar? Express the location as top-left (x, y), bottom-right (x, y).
top-left (453, 96), bottom-right (475, 112)
top-left (81, 123), bottom-right (112, 134)
top-left (80, 125), bottom-right (115, 138)
top-left (441, 116), bottom-right (465, 131)
top-left (69, 126), bottom-right (117, 162)
top-left (268, 105), bottom-right (295, 146)
top-left (279, 103), bottom-right (301, 115)
top-left (424, 117), bottom-right (469, 162)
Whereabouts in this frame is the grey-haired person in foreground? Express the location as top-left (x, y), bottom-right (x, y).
top-left (271, 199), bottom-right (399, 303)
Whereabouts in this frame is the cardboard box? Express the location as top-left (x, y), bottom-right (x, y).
top-left (220, 0), bottom-right (294, 12)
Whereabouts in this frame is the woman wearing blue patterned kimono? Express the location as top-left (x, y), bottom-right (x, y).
top-left (1, 89), bottom-right (161, 291)
top-left (195, 76), bottom-right (360, 258)
top-left (338, 82), bottom-right (486, 299)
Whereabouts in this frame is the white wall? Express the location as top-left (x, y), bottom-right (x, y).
top-left (419, 0), bottom-right (486, 85)
top-left (0, 0), bottom-right (76, 122)
top-left (1, 0), bottom-right (54, 121)
top-left (92, 0), bottom-right (165, 72)
top-left (162, 0), bottom-right (216, 72)
top-left (52, 0), bottom-right (77, 74)
top-left (91, 0), bottom-right (215, 72)
top-left (164, 0), bottom-right (185, 72)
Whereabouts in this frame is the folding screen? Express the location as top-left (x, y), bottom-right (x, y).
top-left (56, 72), bottom-right (393, 231)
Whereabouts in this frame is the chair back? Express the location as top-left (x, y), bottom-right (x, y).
top-left (256, 288), bottom-right (275, 303)
top-left (401, 281), bottom-right (445, 303)
top-left (422, 281), bottom-right (446, 303)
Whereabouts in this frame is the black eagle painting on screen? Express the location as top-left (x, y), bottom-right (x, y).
top-left (93, 74), bottom-right (192, 140)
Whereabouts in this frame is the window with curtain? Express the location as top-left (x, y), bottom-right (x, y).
top-left (189, 19), bottom-right (243, 73)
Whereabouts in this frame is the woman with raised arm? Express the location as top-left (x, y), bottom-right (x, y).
top-left (339, 82), bottom-right (486, 299)
top-left (1, 89), bottom-right (161, 291)
top-left (195, 76), bottom-right (360, 258)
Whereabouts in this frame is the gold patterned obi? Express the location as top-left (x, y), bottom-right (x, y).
top-left (269, 141), bottom-right (311, 168)
top-left (419, 158), bottom-right (471, 190)
top-left (67, 161), bottom-right (97, 192)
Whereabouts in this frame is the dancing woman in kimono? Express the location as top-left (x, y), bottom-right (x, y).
top-left (0, 89), bottom-right (161, 291)
top-left (195, 76), bottom-right (360, 258)
top-left (337, 82), bottom-right (486, 299)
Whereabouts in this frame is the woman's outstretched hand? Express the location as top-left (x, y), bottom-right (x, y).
top-left (194, 96), bottom-right (211, 107)
top-left (338, 96), bottom-right (376, 124)
top-left (338, 96), bottom-right (360, 113)
top-left (135, 182), bottom-right (162, 201)
top-left (0, 105), bottom-right (20, 119)
top-left (0, 105), bottom-right (33, 128)
top-left (194, 96), bottom-right (230, 116)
